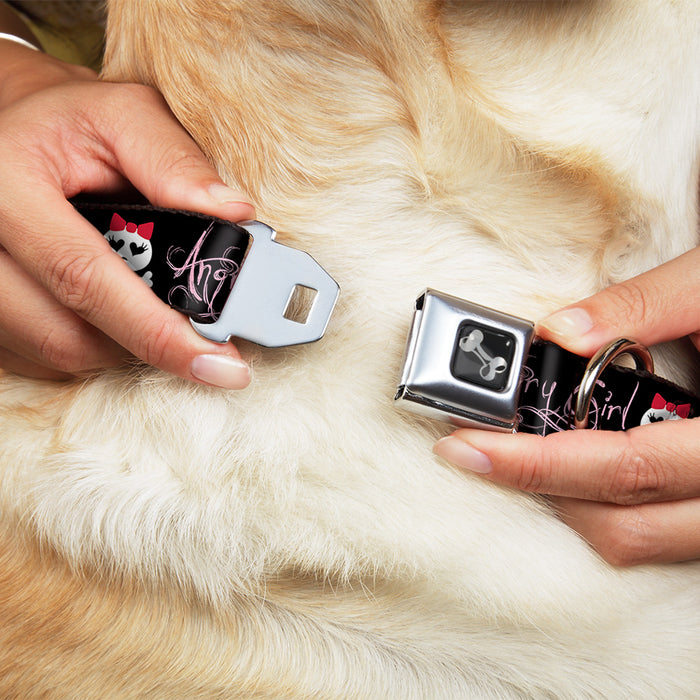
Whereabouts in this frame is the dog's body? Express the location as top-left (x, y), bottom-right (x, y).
top-left (1, 1), bottom-right (699, 696)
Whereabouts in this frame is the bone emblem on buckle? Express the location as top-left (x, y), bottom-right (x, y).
top-left (459, 329), bottom-right (509, 382)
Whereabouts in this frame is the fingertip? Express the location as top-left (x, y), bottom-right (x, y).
top-left (206, 183), bottom-right (255, 216)
top-left (206, 183), bottom-right (248, 202)
top-left (536, 307), bottom-right (595, 349)
top-left (433, 434), bottom-right (493, 474)
top-left (152, 179), bottom-right (255, 224)
top-left (190, 353), bottom-right (251, 390)
top-left (136, 309), bottom-right (253, 389)
top-left (535, 306), bottom-right (615, 357)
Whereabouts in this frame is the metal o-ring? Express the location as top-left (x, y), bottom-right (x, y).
top-left (573, 338), bottom-right (654, 430)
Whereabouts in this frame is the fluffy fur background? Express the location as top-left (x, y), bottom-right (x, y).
top-left (1, 0), bottom-right (699, 696)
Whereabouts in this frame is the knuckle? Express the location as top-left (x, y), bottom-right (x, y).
top-left (149, 146), bottom-right (216, 212)
top-left (70, 64), bottom-right (99, 83)
top-left (154, 148), bottom-right (206, 191)
top-left (37, 327), bottom-right (89, 374)
top-left (595, 507), bottom-right (660, 567)
top-left (47, 251), bottom-right (108, 318)
top-left (104, 81), bottom-right (162, 108)
top-left (90, 82), bottom-right (165, 142)
top-left (604, 280), bottom-right (649, 328)
top-left (603, 434), bottom-right (666, 505)
top-left (134, 313), bottom-right (179, 369)
top-left (513, 451), bottom-right (548, 492)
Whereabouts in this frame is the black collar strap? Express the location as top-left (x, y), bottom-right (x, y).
top-left (75, 202), bottom-right (339, 347)
top-left (74, 211), bottom-right (697, 435)
top-left (395, 289), bottom-right (700, 436)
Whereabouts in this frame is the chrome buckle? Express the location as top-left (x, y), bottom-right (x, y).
top-left (395, 289), bottom-right (535, 432)
top-left (190, 221), bottom-right (340, 347)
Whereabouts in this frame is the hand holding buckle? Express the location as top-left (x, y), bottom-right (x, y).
top-left (395, 289), bottom-right (698, 435)
top-left (75, 203), bottom-right (339, 349)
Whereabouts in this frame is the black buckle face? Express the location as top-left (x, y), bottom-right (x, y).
top-left (451, 323), bottom-right (517, 391)
top-left (395, 289), bottom-right (535, 432)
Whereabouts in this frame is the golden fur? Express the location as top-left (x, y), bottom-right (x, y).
top-left (1, 0), bottom-right (699, 696)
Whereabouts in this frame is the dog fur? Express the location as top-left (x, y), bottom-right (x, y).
top-left (1, 0), bottom-right (699, 696)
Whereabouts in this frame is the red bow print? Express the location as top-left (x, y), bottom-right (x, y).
top-left (650, 392), bottom-right (691, 419)
top-left (110, 213), bottom-right (154, 240)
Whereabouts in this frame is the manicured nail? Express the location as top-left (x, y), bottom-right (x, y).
top-left (190, 354), bottom-right (250, 389)
top-left (433, 436), bottom-right (493, 474)
top-left (207, 183), bottom-right (252, 207)
top-left (538, 307), bottom-right (594, 341)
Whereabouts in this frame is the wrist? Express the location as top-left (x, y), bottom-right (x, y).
top-left (0, 32), bottom-right (40, 51)
top-left (0, 1), bottom-right (41, 48)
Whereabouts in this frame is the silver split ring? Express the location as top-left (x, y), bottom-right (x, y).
top-left (573, 338), bottom-right (654, 430)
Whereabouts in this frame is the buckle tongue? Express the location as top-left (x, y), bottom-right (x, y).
top-left (190, 221), bottom-right (339, 347)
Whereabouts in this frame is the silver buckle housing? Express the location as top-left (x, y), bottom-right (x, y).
top-left (395, 289), bottom-right (534, 432)
top-left (191, 221), bottom-right (340, 347)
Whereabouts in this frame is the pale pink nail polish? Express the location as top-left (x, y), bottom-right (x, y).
top-left (538, 308), bottom-right (594, 341)
top-left (190, 354), bottom-right (250, 389)
top-left (433, 436), bottom-right (493, 474)
top-left (207, 183), bottom-right (252, 207)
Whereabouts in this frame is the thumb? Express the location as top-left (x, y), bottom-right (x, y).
top-left (102, 84), bottom-right (255, 222)
top-left (536, 246), bottom-right (700, 356)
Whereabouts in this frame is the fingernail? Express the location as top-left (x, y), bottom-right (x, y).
top-left (433, 436), bottom-right (492, 474)
top-left (190, 354), bottom-right (250, 389)
top-left (207, 183), bottom-right (252, 207)
top-left (538, 307), bottom-right (594, 341)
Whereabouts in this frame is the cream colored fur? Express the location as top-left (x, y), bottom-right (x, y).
top-left (1, 1), bottom-right (699, 696)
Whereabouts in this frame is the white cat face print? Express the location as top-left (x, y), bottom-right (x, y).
top-left (104, 213), bottom-right (154, 286)
top-left (640, 392), bottom-right (691, 425)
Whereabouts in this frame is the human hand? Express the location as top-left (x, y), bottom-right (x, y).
top-left (434, 246), bottom-right (700, 566)
top-left (0, 40), bottom-right (255, 387)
